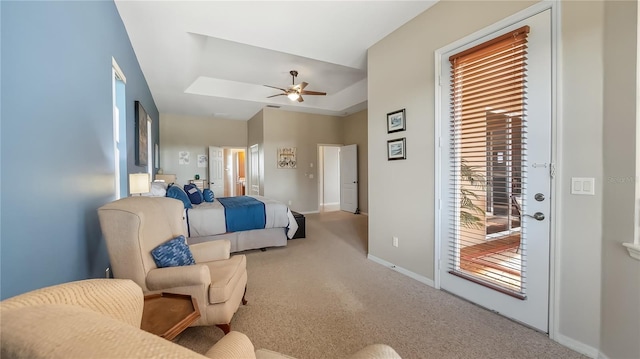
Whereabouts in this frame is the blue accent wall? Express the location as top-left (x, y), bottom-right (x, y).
top-left (0, 0), bottom-right (159, 299)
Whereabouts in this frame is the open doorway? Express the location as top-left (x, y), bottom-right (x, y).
top-left (224, 148), bottom-right (246, 197)
top-left (318, 144), bottom-right (359, 214)
top-left (318, 145), bottom-right (341, 212)
top-left (209, 146), bottom-right (246, 197)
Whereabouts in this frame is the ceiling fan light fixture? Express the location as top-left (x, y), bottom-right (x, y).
top-left (265, 70), bottom-right (326, 103)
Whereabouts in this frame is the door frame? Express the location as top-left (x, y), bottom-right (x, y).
top-left (317, 143), bottom-right (343, 212)
top-left (433, 0), bottom-right (561, 339)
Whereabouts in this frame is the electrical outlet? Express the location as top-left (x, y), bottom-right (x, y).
top-left (392, 236), bottom-right (399, 247)
top-left (288, 200), bottom-right (292, 206)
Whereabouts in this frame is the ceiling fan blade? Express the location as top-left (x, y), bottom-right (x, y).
top-left (298, 82), bottom-right (308, 91)
top-left (264, 85), bottom-right (287, 91)
top-left (297, 95), bottom-right (304, 103)
top-left (267, 93), bottom-right (286, 98)
top-left (300, 90), bottom-right (326, 96)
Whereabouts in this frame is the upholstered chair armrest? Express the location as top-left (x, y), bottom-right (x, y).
top-left (204, 331), bottom-right (257, 359)
top-left (1, 304), bottom-right (209, 359)
top-left (146, 264), bottom-right (212, 291)
top-left (189, 239), bottom-right (231, 262)
top-left (0, 279), bottom-right (143, 327)
top-left (346, 344), bottom-right (402, 359)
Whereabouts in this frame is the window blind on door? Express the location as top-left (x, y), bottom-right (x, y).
top-left (448, 26), bottom-right (529, 297)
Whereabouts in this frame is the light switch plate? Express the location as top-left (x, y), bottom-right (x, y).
top-left (571, 177), bottom-right (595, 195)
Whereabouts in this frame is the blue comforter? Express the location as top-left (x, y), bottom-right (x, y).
top-left (216, 196), bottom-right (266, 232)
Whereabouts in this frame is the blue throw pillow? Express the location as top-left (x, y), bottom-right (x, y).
top-left (166, 185), bottom-right (192, 209)
top-left (203, 189), bottom-right (215, 202)
top-left (151, 235), bottom-right (196, 268)
top-left (184, 184), bottom-right (203, 205)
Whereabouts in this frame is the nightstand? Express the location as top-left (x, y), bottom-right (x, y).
top-left (189, 179), bottom-right (206, 191)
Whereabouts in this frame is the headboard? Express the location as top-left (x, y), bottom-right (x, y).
top-left (154, 174), bottom-right (176, 184)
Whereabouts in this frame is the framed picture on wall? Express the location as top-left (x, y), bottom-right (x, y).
top-left (135, 101), bottom-right (148, 166)
top-left (277, 147), bottom-right (297, 169)
top-left (387, 109), bottom-right (406, 133)
top-left (387, 137), bottom-right (406, 160)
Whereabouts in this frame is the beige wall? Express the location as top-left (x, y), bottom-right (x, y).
top-left (262, 107), bottom-right (343, 212)
top-left (248, 110), bottom-right (265, 195)
top-left (159, 113), bottom-right (247, 185)
top-left (368, 0), bottom-right (535, 284)
top-left (601, 1), bottom-right (640, 358)
top-left (163, 108), bottom-right (369, 214)
top-left (368, 0), bottom-right (638, 357)
top-left (343, 110), bottom-right (369, 214)
top-left (558, 0), bottom-right (604, 350)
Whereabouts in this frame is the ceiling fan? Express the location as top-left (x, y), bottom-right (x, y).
top-left (264, 70), bottom-right (326, 102)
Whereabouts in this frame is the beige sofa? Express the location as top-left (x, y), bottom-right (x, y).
top-left (0, 279), bottom-right (402, 359)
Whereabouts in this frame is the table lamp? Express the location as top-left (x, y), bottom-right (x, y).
top-left (129, 173), bottom-right (150, 196)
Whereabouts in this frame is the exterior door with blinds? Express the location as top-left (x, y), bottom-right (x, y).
top-left (438, 10), bottom-right (551, 332)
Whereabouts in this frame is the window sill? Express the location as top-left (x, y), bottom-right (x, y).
top-left (623, 242), bottom-right (640, 261)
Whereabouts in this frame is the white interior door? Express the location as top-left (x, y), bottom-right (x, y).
top-left (340, 144), bottom-right (358, 213)
top-left (208, 146), bottom-right (224, 197)
top-left (438, 10), bottom-right (552, 332)
top-left (249, 144), bottom-right (260, 195)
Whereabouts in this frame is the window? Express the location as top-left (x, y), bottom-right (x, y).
top-left (147, 115), bottom-right (153, 179)
top-left (112, 58), bottom-right (126, 199)
top-left (448, 26), bottom-right (530, 295)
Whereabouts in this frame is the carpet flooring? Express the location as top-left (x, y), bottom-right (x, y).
top-left (175, 211), bottom-right (586, 359)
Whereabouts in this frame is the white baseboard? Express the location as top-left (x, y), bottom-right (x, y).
top-left (367, 254), bottom-right (435, 288)
top-left (554, 332), bottom-right (600, 359)
top-left (321, 202), bottom-right (339, 206)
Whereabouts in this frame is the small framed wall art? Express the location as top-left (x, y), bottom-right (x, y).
top-left (387, 138), bottom-right (406, 161)
top-left (387, 109), bottom-right (406, 133)
top-left (135, 101), bottom-right (149, 166)
top-left (277, 147), bottom-right (297, 169)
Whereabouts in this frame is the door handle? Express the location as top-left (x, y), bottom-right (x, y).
top-left (524, 212), bottom-right (545, 221)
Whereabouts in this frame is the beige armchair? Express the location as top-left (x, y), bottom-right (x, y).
top-left (0, 279), bottom-right (402, 359)
top-left (97, 196), bottom-right (247, 333)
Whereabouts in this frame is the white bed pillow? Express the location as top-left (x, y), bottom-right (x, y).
top-left (142, 181), bottom-right (167, 197)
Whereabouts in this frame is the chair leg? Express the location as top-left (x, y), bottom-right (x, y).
top-left (216, 323), bottom-right (231, 334)
top-left (242, 286), bottom-right (248, 305)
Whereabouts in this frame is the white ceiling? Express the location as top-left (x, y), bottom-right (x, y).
top-left (115, 1), bottom-right (437, 121)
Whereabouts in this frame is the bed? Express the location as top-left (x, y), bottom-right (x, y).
top-left (184, 195), bottom-right (298, 253)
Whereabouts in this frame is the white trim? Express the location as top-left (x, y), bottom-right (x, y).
top-left (554, 332), bottom-right (600, 359)
top-left (633, 0), bottom-right (640, 260)
top-left (548, 0), bottom-right (562, 343)
top-left (433, 47), bottom-right (442, 290)
top-left (321, 202), bottom-right (340, 206)
top-left (112, 57), bottom-right (126, 84)
top-left (433, 0), bottom-right (558, 335)
top-left (623, 242), bottom-right (640, 260)
top-left (367, 254), bottom-right (435, 288)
